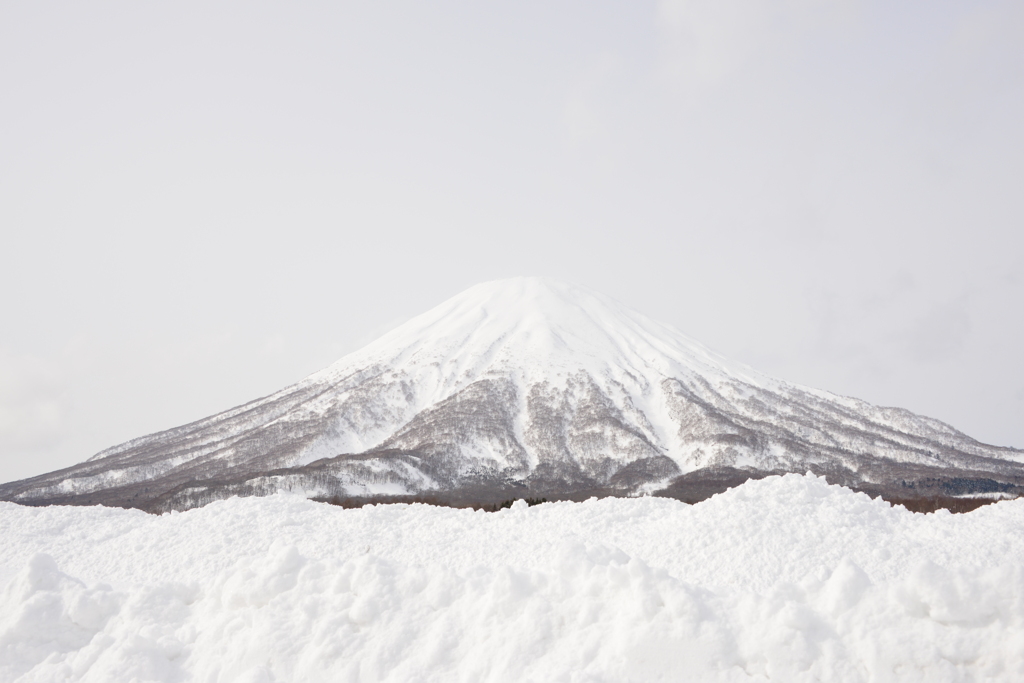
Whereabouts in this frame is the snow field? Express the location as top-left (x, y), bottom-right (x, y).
top-left (3, 474), bottom-right (1024, 682)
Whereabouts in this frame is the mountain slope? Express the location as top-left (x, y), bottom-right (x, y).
top-left (3, 277), bottom-right (1023, 511)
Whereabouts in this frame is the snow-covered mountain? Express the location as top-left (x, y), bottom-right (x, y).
top-left (3, 277), bottom-right (1023, 511)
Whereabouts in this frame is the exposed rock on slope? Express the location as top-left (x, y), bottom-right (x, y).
top-left (3, 277), bottom-right (1023, 511)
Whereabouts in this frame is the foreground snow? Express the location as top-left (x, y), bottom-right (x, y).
top-left (2, 475), bottom-right (1024, 682)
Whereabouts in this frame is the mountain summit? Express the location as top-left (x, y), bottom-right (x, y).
top-left (4, 277), bottom-right (1023, 511)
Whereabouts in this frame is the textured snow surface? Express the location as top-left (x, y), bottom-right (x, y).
top-left (316, 276), bottom-right (775, 389)
top-left (3, 474), bottom-right (1024, 682)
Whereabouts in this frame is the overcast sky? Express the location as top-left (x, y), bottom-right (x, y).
top-left (2, 0), bottom-right (1022, 484)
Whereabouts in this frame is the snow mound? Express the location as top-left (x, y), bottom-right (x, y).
top-left (3, 474), bottom-right (1024, 682)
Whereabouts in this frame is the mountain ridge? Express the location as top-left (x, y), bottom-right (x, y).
top-left (3, 277), bottom-right (1023, 511)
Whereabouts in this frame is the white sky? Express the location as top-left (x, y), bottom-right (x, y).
top-left (1, 0), bottom-right (1022, 484)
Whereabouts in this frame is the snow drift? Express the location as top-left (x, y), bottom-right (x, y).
top-left (3, 474), bottom-right (1024, 682)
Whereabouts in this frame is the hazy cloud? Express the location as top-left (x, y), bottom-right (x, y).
top-left (902, 299), bottom-right (972, 363)
top-left (563, 57), bottom-right (620, 144)
top-left (656, 0), bottom-right (855, 86)
top-left (0, 349), bottom-right (69, 454)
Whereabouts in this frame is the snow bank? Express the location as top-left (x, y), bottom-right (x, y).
top-left (3, 474), bottom-right (1024, 682)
